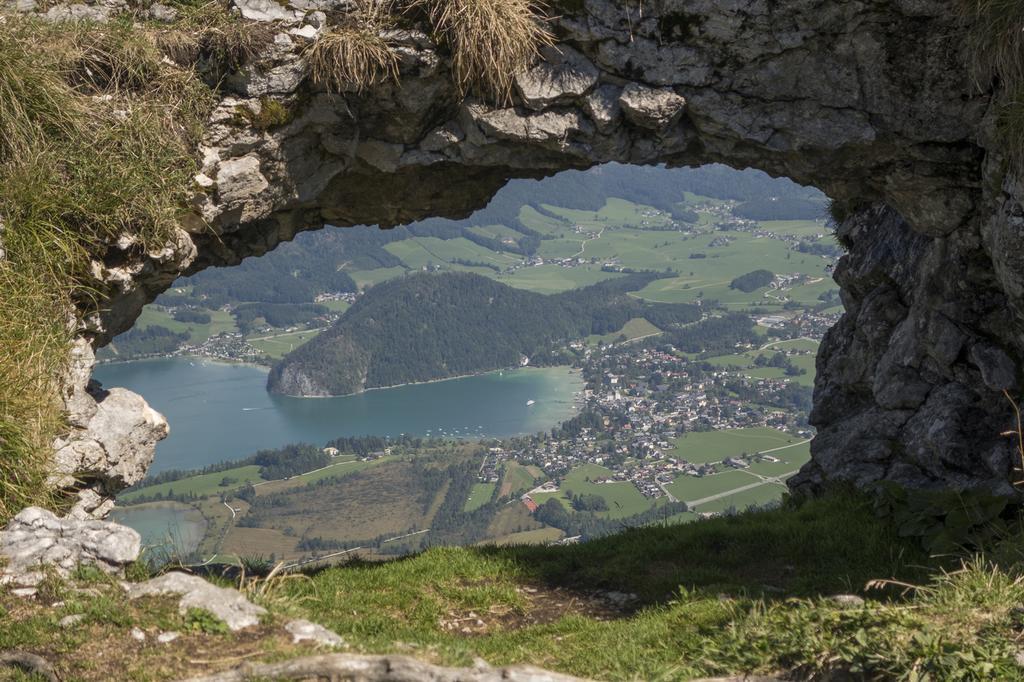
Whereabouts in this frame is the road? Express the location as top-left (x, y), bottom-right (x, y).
top-left (757, 336), bottom-right (819, 351)
top-left (685, 471), bottom-right (796, 509)
top-left (571, 226), bottom-right (604, 258)
top-left (247, 326), bottom-right (329, 342)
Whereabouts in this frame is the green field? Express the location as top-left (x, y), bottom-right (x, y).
top-left (247, 327), bottom-right (324, 359)
top-left (385, 236), bottom-right (520, 270)
top-left (119, 464), bottom-right (265, 502)
top-left (703, 342), bottom-right (819, 387)
top-left (349, 266), bottom-right (408, 289)
top-left (495, 265), bottom-right (621, 294)
top-left (690, 481), bottom-right (789, 514)
top-left (464, 482), bottom-right (497, 512)
top-left (531, 464), bottom-right (656, 520)
top-left (498, 462), bottom-right (541, 498)
top-left (587, 317), bottom-right (662, 346)
top-left (671, 428), bottom-right (807, 464)
top-left (665, 469), bottom-right (754, 501)
top-left (132, 306), bottom-right (237, 343)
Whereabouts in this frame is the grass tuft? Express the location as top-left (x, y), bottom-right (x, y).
top-left (0, 17), bottom-right (215, 521)
top-left (410, 0), bottom-right (554, 103)
top-left (306, 2), bottom-right (401, 94)
top-left (959, 1), bottom-right (1024, 170)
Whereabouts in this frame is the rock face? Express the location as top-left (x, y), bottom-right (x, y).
top-left (17, 0), bottom-right (1024, 508)
top-left (0, 507), bottom-right (140, 588)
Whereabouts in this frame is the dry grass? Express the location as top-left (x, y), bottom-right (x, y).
top-left (306, 26), bottom-right (400, 93)
top-left (304, 0), bottom-right (400, 93)
top-left (410, 0), bottom-right (553, 103)
top-left (959, 1), bottom-right (1024, 169)
top-left (0, 17), bottom-right (214, 520)
top-left (154, 2), bottom-right (277, 71)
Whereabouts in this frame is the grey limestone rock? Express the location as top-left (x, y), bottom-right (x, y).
top-left (285, 619), bottom-right (345, 647)
top-left (0, 507), bottom-right (140, 587)
top-left (618, 83), bottom-right (686, 130)
top-left (515, 46), bottom-right (599, 111)
top-left (127, 572), bottom-right (267, 631)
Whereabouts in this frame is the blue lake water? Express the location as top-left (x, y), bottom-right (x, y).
top-left (93, 358), bottom-right (583, 474)
top-left (109, 502), bottom-right (207, 557)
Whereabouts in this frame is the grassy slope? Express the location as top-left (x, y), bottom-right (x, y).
top-left (6, 493), bottom-right (1024, 680)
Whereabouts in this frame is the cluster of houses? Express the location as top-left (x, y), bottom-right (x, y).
top-left (480, 340), bottom-right (815, 501)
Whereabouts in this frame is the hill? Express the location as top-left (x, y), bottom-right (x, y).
top-left (267, 272), bottom-right (700, 396)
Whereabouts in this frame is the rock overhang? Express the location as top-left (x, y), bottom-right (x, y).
top-left (10, 0), bottom-right (1022, 512)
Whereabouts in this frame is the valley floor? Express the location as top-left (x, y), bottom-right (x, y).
top-left (4, 492), bottom-right (1024, 680)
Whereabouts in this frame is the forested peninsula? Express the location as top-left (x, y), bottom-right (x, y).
top-left (267, 272), bottom-right (700, 396)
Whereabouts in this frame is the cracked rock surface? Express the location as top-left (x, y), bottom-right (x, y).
top-left (0, 507), bottom-right (140, 587)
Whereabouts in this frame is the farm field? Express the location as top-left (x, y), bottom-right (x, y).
top-left (240, 461), bottom-right (441, 543)
top-left (671, 428), bottom-right (807, 464)
top-left (464, 482), bottom-right (497, 512)
top-left (665, 469), bottom-right (754, 502)
top-left (247, 327), bottom-right (324, 359)
top-left (119, 464), bottom-right (264, 502)
top-left (348, 266), bottom-right (407, 289)
top-left (587, 317), bottom-right (662, 346)
top-left (530, 464), bottom-right (656, 520)
top-left (498, 462), bottom-right (542, 498)
top-left (494, 265), bottom-right (622, 294)
top-left (486, 526), bottom-right (564, 546)
top-left (690, 482), bottom-right (788, 514)
top-left (384, 236), bottom-right (520, 271)
top-left (132, 306), bottom-right (237, 344)
top-left (487, 504), bottom-right (544, 538)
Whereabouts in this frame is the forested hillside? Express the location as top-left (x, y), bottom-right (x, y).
top-left (267, 272), bottom-right (700, 396)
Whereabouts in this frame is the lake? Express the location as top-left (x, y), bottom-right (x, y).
top-left (93, 358), bottom-right (583, 474)
top-left (109, 501), bottom-right (207, 557)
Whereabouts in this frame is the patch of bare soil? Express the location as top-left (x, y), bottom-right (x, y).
top-left (438, 584), bottom-right (637, 635)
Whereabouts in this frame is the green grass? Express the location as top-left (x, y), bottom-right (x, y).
top-left (464, 482), bottom-right (497, 512)
top-left (498, 461), bottom-right (541, 497)
top-left (587, 317), bottom-right (661, 346)
top-left (692, 483), bottom-right (788, 514)
top-left (262, 492), bottom-right (1024, 680)
top-left (385, 236), bottom-right (520, 270)
top-left (495, 265), bottom-right (622, 293)
top-left (349, 266), bottom-right (409, 289)
top-left (10, 493), bottom-right (1024, 680)
top-left (119, 465), bottom-right (265, 502)
top-left (133, 306), bottom-right (237, 343)
top-left (0, 17), bottom-right (214, 519)
top-left (665, 470), bottom-right (755, 502)
top-left (531, 464), bottom-right (656, 519)
top-left (671, 428), bottom-right (805, 465)
top-left (247, 328), bottom-right (324, 359)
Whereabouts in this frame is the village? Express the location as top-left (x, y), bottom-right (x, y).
top-left (477, 329), bottom-right (823, 504)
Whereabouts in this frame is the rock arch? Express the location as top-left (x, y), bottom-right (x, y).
top-left (61, 0), bottom-right (1022, 515)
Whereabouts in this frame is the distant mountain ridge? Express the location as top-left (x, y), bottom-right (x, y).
top-left (266, 272), bottom-right (701, 396)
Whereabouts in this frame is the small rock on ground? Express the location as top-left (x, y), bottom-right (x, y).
top-left (157, 631), bottom-right (180, 644)
top-left (285, 619), bottom-right (344, 647)
top-left (58, 614), bottom-right (85, 628)
top-left (126, 572), bottom-right (266, 631)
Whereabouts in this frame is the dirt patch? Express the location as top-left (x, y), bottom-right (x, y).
top-left (438, 584), bottom-right (634, 635)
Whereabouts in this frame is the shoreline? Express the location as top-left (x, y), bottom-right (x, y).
top-left (271, 365), bottom-right (582, 399)
top-left (97, 354), bottom-right (272, 372)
